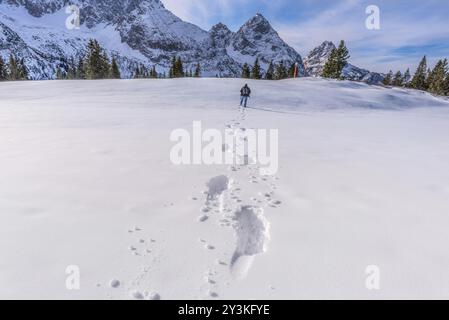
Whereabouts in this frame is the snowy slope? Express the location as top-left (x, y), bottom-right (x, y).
top-left (0, 0), bottom-right (305, 79)
top-left (1, 78), bottom-right (449, 299)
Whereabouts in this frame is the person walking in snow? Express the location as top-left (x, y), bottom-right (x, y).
top-left (240, 84), bottom-right (251, 108)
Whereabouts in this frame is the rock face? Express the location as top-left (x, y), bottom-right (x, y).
top-left (0, 0), bottom-right (305, 79)
top-left (304, 41), bottom-right (384, 84)
top-left (227, 14), bottom-right (305, 75)
top-left (303, 41), bottom-right (335, 77)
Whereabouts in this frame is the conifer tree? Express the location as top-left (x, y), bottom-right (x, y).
top-left (403, 68), bottom-right (411, 86)
top-left (410, 56), bottom-right (428, 90)
top-left (322, 48), bottom-right (338, 79)
top-left (382, 70), bottom-right (393, 86)
top-left (322, 40), bottom-right (350, 79)
top-left (444, 73), bottom-right (449, 96)
top-left (251, 58), bottom-right (261, 79)
top-left (265, 61), bottom-right (274, 80)
top-left (425, 67), bottom-right (434, 90)
top-left (275, 61), bottom-right (287, 80)
top-left (336, 40), bottom-right (350, 76)
top-left (85, 39), bottom-right (110, 79)
top-left (109, 57), bottom-right (121, 79)
top-left (100, 52), bottom-right (110, 78)
top-left (76, 56), bottom-right (85, 79)
top-left (0, 56), bottom-right (7, 80)
top-left (392, 71), bottom-right (403, 87)
top-left (241, 63), bottom-right (251, 78)
top-left (428, 59), bottom-right (448, 95)
top-left (175, 57), bottom-right (184, 77)
top-left (7, 55), bottom-right (28, 80)
top-left (149, 66), bottom-right (157, 78)
top-left (8, 55), bottom-right (20, 80)
top-left (169, 56), bottom-right (176, 78)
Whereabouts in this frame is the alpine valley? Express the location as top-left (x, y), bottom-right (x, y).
top-left (0, 0), bottom-right (383, 82)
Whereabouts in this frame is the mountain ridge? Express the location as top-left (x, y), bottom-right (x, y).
top-left (304, 40), bottom-right (384, 84)
top-left (0, 0), bottom-right (381, 82)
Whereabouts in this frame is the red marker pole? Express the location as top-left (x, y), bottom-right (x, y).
top-left (294, 62), bottom-right (298, 78)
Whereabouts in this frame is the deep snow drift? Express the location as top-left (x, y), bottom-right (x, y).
top-left (1, 78), bottom-right (449, 299)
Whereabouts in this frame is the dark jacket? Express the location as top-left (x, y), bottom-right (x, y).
top-left (240, 86), bottom-right (251, 97)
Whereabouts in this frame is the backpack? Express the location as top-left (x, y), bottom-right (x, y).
top-left (241, 87), bottom-right (250, 96)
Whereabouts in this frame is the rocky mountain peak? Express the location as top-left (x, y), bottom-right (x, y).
top-left (304, 41), bottom-right (336, 76)
top-left (239, 13), bottom-right (273, 35)
top-left (209, 22), bottom-right (233, 48)
top-left (210, 22), bottom-right (231, 34)
top-left (304, 40), bottom-right (384, 83)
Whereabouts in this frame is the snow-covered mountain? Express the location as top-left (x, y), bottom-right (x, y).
top-left (304, 41), bottom-right (384, 84)
top-left (227, 14), bottom-right (305, 74)
top-left (0, 0), bottom-right (305, 79)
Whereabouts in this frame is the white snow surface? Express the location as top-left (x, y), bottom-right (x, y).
top-left (1, 78), bottom-right (449, 299)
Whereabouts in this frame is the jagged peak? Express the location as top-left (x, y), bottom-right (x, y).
top-left (319, 40), bottom-right (336, 48)
top-left (307, 41), bottom-right (336, 58)
top-left (245, 13), bottom-right (270, 25)
top-left (238, 12), bottom-right (274, 35)
top-left (210, 22), bottom-right (231, 33)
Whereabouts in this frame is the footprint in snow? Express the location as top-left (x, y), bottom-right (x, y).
top-left (230, 206), bottom-right (270, 280)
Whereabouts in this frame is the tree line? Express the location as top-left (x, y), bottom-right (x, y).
top-left (383, 56), bottom-right (449, 96)
top-left (0, 55), bottom-right (29, 81)
top-left (2, 38), bottom-right (449, 97)
top-left (167, 56), bottom-right (201, 78)
top-left (241, 57), bottom-right (300, 80)
top-left (56, 39), bottom-right (121, 80)
top-left (238, 40), bottom-right (350, 81)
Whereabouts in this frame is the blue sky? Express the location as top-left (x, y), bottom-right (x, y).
top-left (163, 0), bottom-right (449, 73)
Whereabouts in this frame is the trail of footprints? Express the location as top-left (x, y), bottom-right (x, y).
top-left (195, 106), bottom-right (282, 298)
top-left (117, 108), bottom-right (281, 300)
